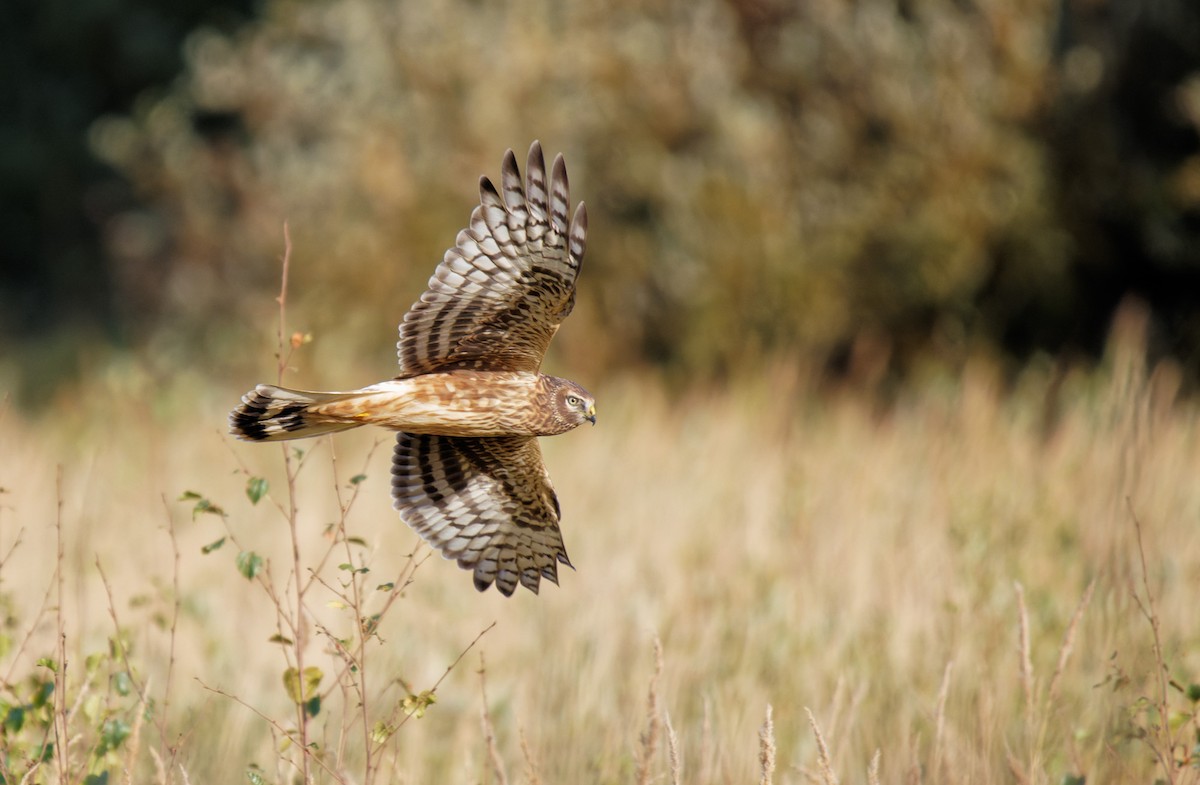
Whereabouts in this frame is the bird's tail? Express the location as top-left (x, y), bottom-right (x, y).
top-left (229, 385), bottom-right (370, 442)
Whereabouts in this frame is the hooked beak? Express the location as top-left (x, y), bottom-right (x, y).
top-left (585, 404), bottom-right (596, 426)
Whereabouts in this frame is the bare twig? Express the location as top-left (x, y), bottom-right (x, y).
top-left (53, 466), bottom-right (70, 783)
top-left (479, 654), bottom-right (509, 785)
top-left (159, 494), bottom-right (184, 777)
top-left (124, 676), bottom-right (150, 785)
top-left (96, 560), bottom-right (151, 709)
top-left (196, 678), bottom-right (345, 784)
top-left (393, 621), bottom-right (495, 733)
top-left (269, 223), bottom-right (317, 783)
top-left (276, 221), bottom-right (295, 385)
top-left (1127, 501), bottom-right (1177, 784)
top-left (0, 524), bottom-right (24, 572)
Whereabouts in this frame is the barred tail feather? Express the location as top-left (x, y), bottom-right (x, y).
top-left (229, 385), bottom-right (366, 442)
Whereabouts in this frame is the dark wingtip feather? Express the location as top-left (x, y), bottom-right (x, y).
top-left (229, 389), bottom-right (275, 441)
top-left (479, 174), bottom-right (501, 204)
top-left (500, 149), bottom-right (524, 210)
top-left (569, 202), bottom-right (587, 261)
top-left (551, 153), bottom-right (567, 188)
top-left (527, 142), bottom-right (546, 186)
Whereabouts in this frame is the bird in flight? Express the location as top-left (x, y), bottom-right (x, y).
top-left (229, 142), bottom-right (593, 596)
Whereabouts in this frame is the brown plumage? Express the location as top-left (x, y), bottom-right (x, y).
top-left (229, 142), bottom-right (593, 596)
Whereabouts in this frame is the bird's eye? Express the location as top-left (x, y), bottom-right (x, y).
top-left (566, 395), bottom-right (580, 407)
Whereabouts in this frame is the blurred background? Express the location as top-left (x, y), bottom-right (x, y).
top-left (4, 0), bottom-right (1200, 405)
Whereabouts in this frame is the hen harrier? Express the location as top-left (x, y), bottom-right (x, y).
top-left (229, 142), bottom-right (593, 597)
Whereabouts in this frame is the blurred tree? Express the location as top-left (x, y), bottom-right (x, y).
top-left (7, 0), bottom-right (1200, 402)
top-left (0, 0), bottom-right (257, 399)
top-left (90, 0), bottom-right (1071, 382)
top-left (1044, 0), bottom-right (1200, 370)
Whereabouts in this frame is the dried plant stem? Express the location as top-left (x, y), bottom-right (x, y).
top-left (96, 561), bottom-right (153, 711)
top-left (1127, 501), bottom-right (1177, 784)
top-left (391, 621), bottom-right (494, 734)
top-left (479, 654), bottom-right (509, 785)
top-left (867, 749), bottom-right (881, 785)
top-left (276, 222), bottom-right (295, 383)
top-left (519, 727), bottom-right (541, 785)
top-left (158, 494), bottom-right (184, 777)
top-left (271, 223), bottom-right (315, 783)
top-left (759, 704), bottom-right (776, 785)
top-left (1013, 581), bottom-right (1034, 730)
top-left (932, 660), bottom-right (953, 784)
top-left (805, 707), bottom-right (838, 785)
top-left (197, 679), bottom-right (345, 784)
top-left (53, 466), bottom-right (70, 783)
top-left (1046, 578), bottom-right (1096, 705)
top-left (664, 711), bottom-right (681, 785)
top-left (634, 638), bottom-right (664, 785)
top-left (699, 696), bottom-right (714, 785)
top-left (1034, 578), bottom-right (1097, 762)
top-left (123, 677), bottom-right (150, 785)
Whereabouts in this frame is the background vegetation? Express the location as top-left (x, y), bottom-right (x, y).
top-left (4, 0), bottom-right (1200, 782)
top-left (2, 308), bottom-right (1200, 783)
top-left (5, 0), bottom-right (1200, 400)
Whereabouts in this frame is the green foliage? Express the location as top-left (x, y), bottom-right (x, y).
top-left (245, 476), bottom-right (269, 505)
top-left (236, 550), bottom-right (263, 580)
top-left (400, 690), bottom-right (436, 720)
top-left (0, 638), bottom-right (149, 783)
top-left (201, 536), bottom-right (226, 554)
top-left (282, 666), bottom-right (323, 718)
top-left (282, 666), bottom-right (321, 702)
top-left (179, 490), bottom-right (226, 520)
top-left (370, 721), bottom-right (395, 744)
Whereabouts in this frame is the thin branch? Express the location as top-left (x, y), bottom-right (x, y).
top-left (53, 466), bottom-right (70, 783)
top-left (196, 679), bottom-right (346, 784)
top-left (276, 221), bottom-right (294, 385)
top-left (479, 654), bottom-right (508, 785)
top-left (159, 494), bottom-right (185, 776)
top-left (1127, 500), bottom-right (1177, 785)
top-left (392, 621), bottom-right (496, 733)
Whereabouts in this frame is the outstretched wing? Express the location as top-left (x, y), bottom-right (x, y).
top-left (396, 141), bottom-right (588, 376)
top-left (391, 433), bottom-right (572, 596)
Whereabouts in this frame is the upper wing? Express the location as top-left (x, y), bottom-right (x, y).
top-left (396, 142), bottom-right (588, 376)
top-left (391, 433), bottom-right (572, 596)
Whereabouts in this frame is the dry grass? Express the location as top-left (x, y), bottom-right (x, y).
top-left (2, 317), bottom-right (1200, 782)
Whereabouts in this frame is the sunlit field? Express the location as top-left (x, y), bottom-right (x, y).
top-left (2, 311), bottom-right (1199, 784)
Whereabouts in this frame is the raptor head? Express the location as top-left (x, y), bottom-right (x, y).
top-left (544, 376), bottom-right (596, 432)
